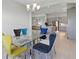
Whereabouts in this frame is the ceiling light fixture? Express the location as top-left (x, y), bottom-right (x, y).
top-left (26, 0), bottom-right (40, 12)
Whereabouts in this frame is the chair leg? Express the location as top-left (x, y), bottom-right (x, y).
top-left (6, 54), bottom-right (8, 59)
top-left (54, 48), bottom-right (56, 54)
top-left (25, 53), bottom-right (26, 59)
top-left (13, 57), bottom-right (14, 59)
top-left (6, 54), bottom-right (15, 59)
top-left (31, 49), bottom-right (36, 59)
top-left (45, 54), bottom-right (47, 59)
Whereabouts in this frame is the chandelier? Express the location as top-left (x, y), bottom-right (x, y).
top-left (26, 0), bottom-right (40, 12)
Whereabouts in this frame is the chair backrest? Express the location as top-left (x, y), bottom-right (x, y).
top-left (2, 35), bottom-right (12, 55)
top-left (14, 29), bottom-right (21, 36)
top-left (21, 28), bottom-right (27, 35)
top-left (40, 28), bottom-right (48, 34)
top-left (49, 32), bottom-right (56, 48)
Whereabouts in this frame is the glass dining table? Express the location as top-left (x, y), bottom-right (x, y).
top-left (12, 35), bottom-right (40, 59)
top-left (12, 35), bottom-right (39, 47)
top-left (11, 30), bottom-right (50, 59)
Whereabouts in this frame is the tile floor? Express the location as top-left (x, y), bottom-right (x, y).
top-left (2, 32), bottom-right (76, 59)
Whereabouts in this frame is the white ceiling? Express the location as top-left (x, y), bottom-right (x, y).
top-left (33, 3), bottom-right (67, 14)
top-left (13, 0), bottom-right (76, 16)
top-left (14, 0), bottom-right (75, 7)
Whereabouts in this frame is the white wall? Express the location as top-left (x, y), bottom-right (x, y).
top-left (2, 0), bottom-right (32, 36)
top-left (67, 7), bottom-right (76, 40)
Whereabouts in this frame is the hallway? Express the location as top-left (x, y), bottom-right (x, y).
top-left (53, 32), bottom-right (76, 59)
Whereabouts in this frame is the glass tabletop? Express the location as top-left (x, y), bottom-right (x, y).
top-left (12, 35), bottom-right (37, 47)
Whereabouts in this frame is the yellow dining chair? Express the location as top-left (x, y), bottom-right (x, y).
top-left (2, 35), bottom-right (28, 59)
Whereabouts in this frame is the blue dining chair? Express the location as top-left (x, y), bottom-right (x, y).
top-left (40, 35), bottom-right (47, 40)
top-left (40, 27), bottom-right (48, 40)
top-left (14, 29), bottom-right (21, 36)
top-left (21, 28), bottom-right (27, 35)
top-left (33, 32), bottom-right (56, 59)
top-left (40, 27), bottom-right (48, 34)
